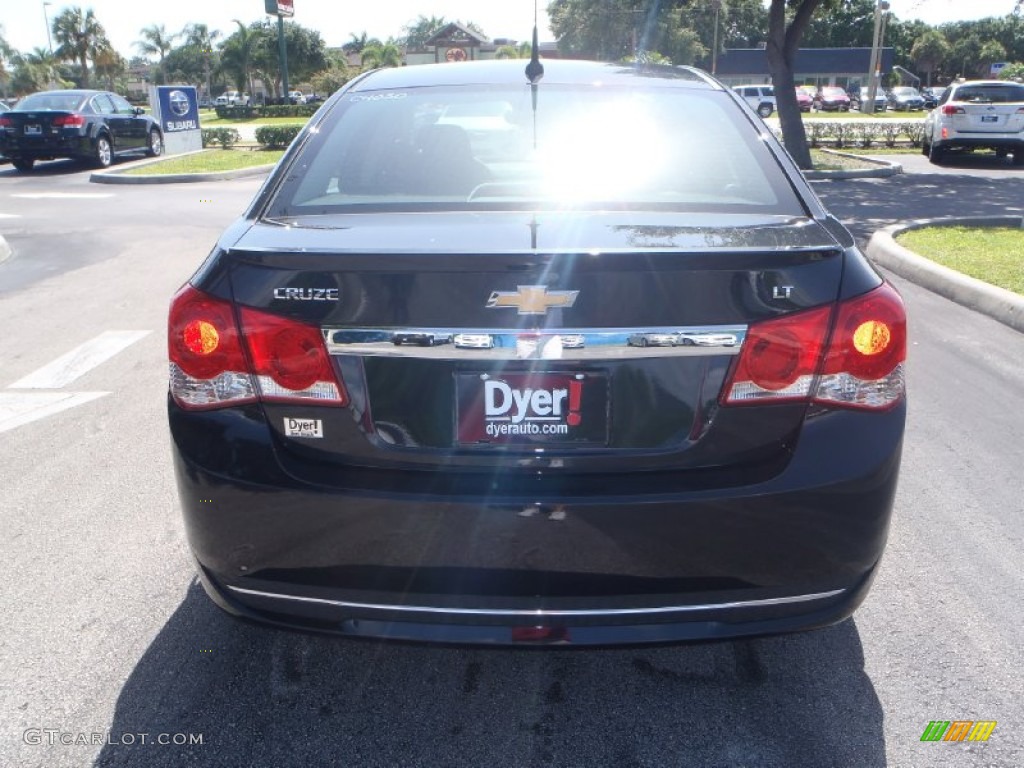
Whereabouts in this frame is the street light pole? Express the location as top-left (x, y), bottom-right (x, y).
top-left (710, 0), bottom-right (722, 76)
top-left (42, 2), bottom-right (53, 54)
top-left (865, 0), bottom-right (890, 114)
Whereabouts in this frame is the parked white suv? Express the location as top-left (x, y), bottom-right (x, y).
top-left (732, 84), bottom-right (776, 118)
top-left (922, 80), bottom-right (1024, 165)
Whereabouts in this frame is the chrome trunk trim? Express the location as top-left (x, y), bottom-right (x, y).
top-left (227, 585), bottom-right (844, 617)
top-left (323, 326), bottom-right (747, 360)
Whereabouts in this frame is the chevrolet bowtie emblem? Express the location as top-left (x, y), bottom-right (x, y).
top-left (486, 285), bottom-right (580, 315)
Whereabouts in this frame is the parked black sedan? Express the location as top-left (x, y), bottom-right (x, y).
top-left (168, 59), bottom-right (907, 646)
top-left (0, 89), bottom-right (162, 172)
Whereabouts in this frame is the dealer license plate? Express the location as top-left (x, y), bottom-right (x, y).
top-left (455, 371), bottom-right (608, 446)
top-left (25, 124), bottom-right (41, 135)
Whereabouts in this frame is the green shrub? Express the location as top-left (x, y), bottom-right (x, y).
top-left (201, 127), bottom-right (241, 149)
top-left (257, 104), bottom-right (318, 118)
top-left (255, 124), bottom-right (303, 149)
top-left (900, 120), bottom-right (927, 147)
top-left (214, 105), bottom-right (257, 120)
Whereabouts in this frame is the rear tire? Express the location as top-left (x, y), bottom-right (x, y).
top-left (1013, 150), bottom-right (1024, 167)
top-left (11, 158), bottom-right (35, 172)
top-left (928, 140), bottom-right (945, 165)
top-left (757, 103), bottom-right (773, 118)
top-left (93, 135), bottom-right (113, 168)
top-left (146, 129), bottom-right (163, 157)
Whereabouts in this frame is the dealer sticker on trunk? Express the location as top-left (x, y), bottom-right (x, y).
top-left (456, 372), bottom-right (608, 446)
top-left (283, 417), bottom-right (324, 438)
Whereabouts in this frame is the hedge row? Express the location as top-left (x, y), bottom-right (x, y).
top-left (254, 125), bottom-right (304, 149)
top-left (770, 120), bottom-right (927, 149)
top-left (201, 128), bottom-right (241, 149)
top-left (213, 104), bottom-right (318, 120)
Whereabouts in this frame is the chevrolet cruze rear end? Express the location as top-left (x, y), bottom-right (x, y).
top-left (168, 61), bottom-right (906, 646)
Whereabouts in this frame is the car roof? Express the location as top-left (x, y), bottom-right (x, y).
top-left (350, 59), bottom-right (718, 92)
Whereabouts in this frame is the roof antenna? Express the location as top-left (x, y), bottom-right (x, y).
top-left (525, 0), bottom-right (544, 84)
top-left (525, 0), bottom-right (543, 149)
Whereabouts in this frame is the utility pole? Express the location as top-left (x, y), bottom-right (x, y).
top-left (865, 0), bottom-right (890, 114)
top-left (265, 0), bottom-right (292, 102)
top-left (710, 0), bottom-right (722, 75)
top-left (42, 2), bottom-right (53, 53)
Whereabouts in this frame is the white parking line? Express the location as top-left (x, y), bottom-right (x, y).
top-left (0, 213), bottom-right (22, 218)
top-left (9, 330), bottom-right (151, 389)
top-left (0, 392), bottom-right (108, 434)
top-left (10, 193), bottom-right (116, 199)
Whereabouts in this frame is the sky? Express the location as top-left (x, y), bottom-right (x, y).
top-left (0, 0), bottom-right (1019, 58)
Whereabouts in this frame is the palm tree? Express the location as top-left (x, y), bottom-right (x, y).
top-left (183, 23), bottom-right (221, 98)
top-left (135, 24), bottom-right (177, 84)
top-left (51, 6), bottom-right (110, 88)
top-left (361, 40), bottom-right (403, 70)
top-left (220, 20), bottom-right (255, 98)
top-left (93, 46), bottom-right (125, 92)
top-left (11, 48), bottom-right (65, 94)
top-left (343, 31), bottom-right (370, 56)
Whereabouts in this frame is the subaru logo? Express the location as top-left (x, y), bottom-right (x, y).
top-left (168, 90), bottom-right (190, 117)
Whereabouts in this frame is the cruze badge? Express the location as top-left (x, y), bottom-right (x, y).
top-left (273, 287), bottom-right (339, 301)
top-left (486, 285), bottom-right (579, 315)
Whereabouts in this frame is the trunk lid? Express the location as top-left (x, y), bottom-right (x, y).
top-left (220, 211), bottom-right (844, 475)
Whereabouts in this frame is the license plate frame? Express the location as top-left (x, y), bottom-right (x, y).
top-left (455, 371), bottom-right (609, 447)
top-left (24, 124), bottom-right (42, 136)
top-left (980, 115), bottom-right (999, 123)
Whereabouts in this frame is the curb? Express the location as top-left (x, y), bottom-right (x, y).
top-left (865, 216), bottom-right (1024, 333)
top-left (90, 150), bottom-right (275, 184)
top-left (805, 150), bottom-right (903, 180)
top-left (0, 234), bottom-right (11, 266)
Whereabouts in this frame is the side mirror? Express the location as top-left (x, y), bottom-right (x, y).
top-left (133, 107), bottom-right (145, 116)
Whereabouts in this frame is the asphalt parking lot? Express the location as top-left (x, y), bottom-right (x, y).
top-left (1, 154), bottom-right (1023, 768)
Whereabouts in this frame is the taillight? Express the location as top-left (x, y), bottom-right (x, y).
top-left (0, 116), bottom-right (12, 128)
top-left (722, 283), bottom-right (906, 411)
top-left (168, 285), bottom-right (348, 410)
top-left (942, 105), bottom-right (965, 115)
top-left (722, 306), bottom-right (831, 404)
top-left (169, 285), bottom-right (255, 409)
top-left (814, 282), bottom-right (906, 410)
top-left (239, 306), bottom-right (347, 404)
top-left (52, 114), bottom-right (86, 127)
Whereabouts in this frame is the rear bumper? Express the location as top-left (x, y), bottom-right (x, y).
top-left (170, 399), bottom-right (904, 645)
top-left (936, 135), bottom-right (1024, 151)
top-left (0, 135), bottom-right (93, 161)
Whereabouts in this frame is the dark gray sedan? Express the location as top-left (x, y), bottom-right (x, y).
top-left (0, 89), bottom-right (162, 172)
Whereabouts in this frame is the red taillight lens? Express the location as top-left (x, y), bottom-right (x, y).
top-left (168, 286), bottom-right (348, 409)
top-left (722, 306), bottom-right (831, 404)
top-left (52, 114), bottom-right (86, 127)
top-left (815, 282), bottom-right (906, 410)
top-left (0, 116), bottom-right (13, 128)
top-left (168, 285), bottom-right (255, 409)
top-left (722, 283), bottom-right (907, 411)
top-left (942, 105), bottom-right (965, 115)
top-left (239, 307), bottom-right (348, 404)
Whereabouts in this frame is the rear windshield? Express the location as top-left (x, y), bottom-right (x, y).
top-left (266, 84), bottom-right (804, 218)
top-left (954, 84), bottom-right (1024, 103)
top-left (17, 92), bottom-right (88, 111)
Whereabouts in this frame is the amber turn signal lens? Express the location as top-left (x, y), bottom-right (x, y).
top-left (183, 320), bottom-right (220, 356)
top-left (852, 320), bottom-right (891, 356)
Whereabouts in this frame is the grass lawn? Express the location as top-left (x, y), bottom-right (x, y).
top-left (896, 226), bottom-right (1024, 296)
top-left (123, 149), bottom-right (285, 176)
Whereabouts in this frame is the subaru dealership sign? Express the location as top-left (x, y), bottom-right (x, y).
top-left (149, 85), bottom-right (202, 155)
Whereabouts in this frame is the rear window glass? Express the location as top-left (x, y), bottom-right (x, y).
top-left (17, 92), bottom-right (88, 111)
top-left (266, 84), bottom-right (804, 218)
top-left (953, 84), bottom-right (1024, 103)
